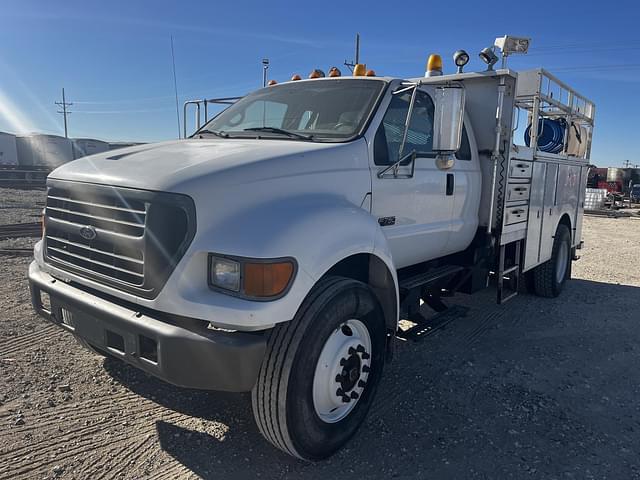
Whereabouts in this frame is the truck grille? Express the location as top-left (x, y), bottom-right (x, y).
top-left (44, 180), bottom-right (196, 298)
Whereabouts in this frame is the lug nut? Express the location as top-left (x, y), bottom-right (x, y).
top-left (335, 388), bottom-right (344, 397)
top-left (356, 344), bottom-right (365, 353)
top-left (361, 352), bottom-right (370, 360)
top-left (339, 358), bottom-right (347, 366)
top-left (348, 347), bottom-right (356, 355)
top-left (335, 374), bottom-right (343, 382)
top-left (341, 395), bottom-right (351, 403)
top-left (362, 365), bottom-right (371, 373)
top-left (350, 391), bottom-right (359, 400)
top-left (358, 380), bottom-right (367, 388)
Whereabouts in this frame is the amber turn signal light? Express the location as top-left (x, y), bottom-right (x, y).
top-left (243, 261), bottom-right (295, 298)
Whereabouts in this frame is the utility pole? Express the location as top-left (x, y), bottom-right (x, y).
top-left (344, 33), bottom-right (361, 72)
top-left (262, 58), bottom-right (270, 87)
top-left (55, 88), bottom-right (72, 138)
top-left (623, 160), bottom-right (631, 168)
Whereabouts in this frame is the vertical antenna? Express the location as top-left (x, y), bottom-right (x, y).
top-left (170, 36), bottom-right (181, 139)
top-left (55, 88), bottom-right (72, 138)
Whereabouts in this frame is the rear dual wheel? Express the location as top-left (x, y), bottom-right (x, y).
top-left (252, 276), bottom-right (386, 460)
top-left (533, 224), bottom-right (572, 297)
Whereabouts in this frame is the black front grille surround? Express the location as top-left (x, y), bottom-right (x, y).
top-left (44, 179), bottom-right (196, 299)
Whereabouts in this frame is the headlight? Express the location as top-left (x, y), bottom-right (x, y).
top-left (209, 256), bottom-right (241, 292)
top-left (208, 254), bottom-right (296, 300)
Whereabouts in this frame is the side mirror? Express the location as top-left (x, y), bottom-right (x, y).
top-left (432, 86), bottom-right (465, 169)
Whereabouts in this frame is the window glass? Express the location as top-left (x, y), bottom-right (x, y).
top-left (374, 90), bottom-right (434, 165)
top-left (202, 79), bottom-right (385, 141)
top-left (457, 126), bottom-right (472, 161)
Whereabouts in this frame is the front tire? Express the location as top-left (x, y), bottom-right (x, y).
top-left (251, 276), bottom-right (387, 460)
top-left (533, 224), bottom-right (571, 298)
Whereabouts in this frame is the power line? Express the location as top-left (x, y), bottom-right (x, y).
top-left (55, 87), bottom-right (72, 138)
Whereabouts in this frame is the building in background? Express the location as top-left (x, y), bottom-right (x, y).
top-left (72, 138), bottom-right (110, 159)
top-left (16, 134), bottom-right (73, 168)
top-left (0, 131), bottom-right (18, 166)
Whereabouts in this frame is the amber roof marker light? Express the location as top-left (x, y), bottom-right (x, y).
top-left (353, 63), bottom-right (366, 76)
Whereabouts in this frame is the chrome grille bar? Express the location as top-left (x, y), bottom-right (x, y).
top-left (45, 184), bottom-right (148, 287)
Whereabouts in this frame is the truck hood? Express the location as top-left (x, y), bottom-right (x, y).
top-left (49, 138), bottom-right (346, 192)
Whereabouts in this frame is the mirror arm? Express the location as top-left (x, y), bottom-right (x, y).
top-left (377, 150), bottom-right (417, 178)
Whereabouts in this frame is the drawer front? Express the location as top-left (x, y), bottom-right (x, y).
top-left (506, 183), bottom-right (531, 202)
top-left (504, 205), bottom-right (529, 225)
top-left (509, 160), bottom-right (533, 179)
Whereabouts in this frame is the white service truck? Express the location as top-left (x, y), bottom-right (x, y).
top-left (29, 36), bottom-right (595, 460)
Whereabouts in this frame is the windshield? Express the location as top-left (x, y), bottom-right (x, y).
top-left (198, 79), bottom-right (385, 142)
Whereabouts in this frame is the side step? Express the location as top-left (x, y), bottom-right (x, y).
top-left (399, 265), bottom-right (464, 291)
top-left (397, 305), bottom-right (469, 342)
top-left (497, 240), bottom-right (522, 304)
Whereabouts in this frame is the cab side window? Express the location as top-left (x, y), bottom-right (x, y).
top-left (374, 90), bottom-right (434, 166)
top-left (457, 126), bottom-right (472, 161)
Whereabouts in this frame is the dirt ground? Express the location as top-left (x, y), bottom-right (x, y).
top-left (1, 187), bottom-right (639, 479)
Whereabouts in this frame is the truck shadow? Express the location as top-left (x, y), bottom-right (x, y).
top-left (103, 278), bottom-right (640, 478)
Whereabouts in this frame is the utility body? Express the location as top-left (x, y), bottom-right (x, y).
top-left (29, 37), bottom-right (595, 460)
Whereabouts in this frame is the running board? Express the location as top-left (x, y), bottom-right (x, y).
top-left (399, 265), bottom-right (464, 291)
top-left (397, 305), bottom-right (469, 342)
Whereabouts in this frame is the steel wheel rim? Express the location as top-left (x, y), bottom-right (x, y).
top-left (312, 319), bottom-right (372, 423)
top-left (556, 241), bottom-right (569, 283)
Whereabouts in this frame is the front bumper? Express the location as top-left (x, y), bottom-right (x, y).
top-left (28, 261), bottom-right (267, 392)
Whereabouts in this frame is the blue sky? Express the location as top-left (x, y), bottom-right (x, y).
top-left (0, 0), bottom-right (637, 166)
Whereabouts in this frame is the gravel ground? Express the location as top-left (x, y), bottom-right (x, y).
top-left (1, 188), bottom-right (639, 479)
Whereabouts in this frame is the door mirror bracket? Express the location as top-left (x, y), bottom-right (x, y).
top-left (377, 150), bottom-right (417, 179)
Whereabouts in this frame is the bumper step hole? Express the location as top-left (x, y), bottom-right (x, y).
top-left (106, 330), bottom-right (125, 354)
top-left (139, 335), bottom-right (158, 363)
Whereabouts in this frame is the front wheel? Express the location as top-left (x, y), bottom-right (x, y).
top-left (533, 224), bottom-right (572, 298)
top-left (251, 276), bottom-right (387, 460)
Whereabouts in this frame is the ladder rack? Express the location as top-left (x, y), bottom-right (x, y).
top-left (515, 69), bottom-right (595, 160)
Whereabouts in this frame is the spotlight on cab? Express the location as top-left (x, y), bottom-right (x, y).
top-left (453, 50), bottom-right (469, 74)
top-left (479, 47), bottom-right (499, 71)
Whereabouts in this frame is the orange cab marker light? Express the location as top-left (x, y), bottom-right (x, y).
top-left (267, 79), bottom-right (278, 86)
top-left (291, 74), bottom-right (302, 81)
top-left (365, 69), bottom-right (376, 76)
top-left (329, 67), bottom-right (342, 77)
top-left (309, 69), bottom-right (325, 79)
top-left (353, 63), bottom-right (366, 76)
top-left (243, 261), bottom-right (295, 298)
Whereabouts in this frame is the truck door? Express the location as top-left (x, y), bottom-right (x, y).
top-left (369, 87), bottom-right (453, 269)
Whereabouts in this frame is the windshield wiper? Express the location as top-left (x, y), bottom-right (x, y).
top-left (196, 129), bottom-right (229, 138)
top-left (243, 127), bottom-right (313, 140)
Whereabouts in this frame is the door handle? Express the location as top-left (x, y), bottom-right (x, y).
top-left (446, 173), bottom-right (454, 196)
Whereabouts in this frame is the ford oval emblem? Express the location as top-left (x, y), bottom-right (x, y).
top-left (79, 225), bottom-right (97, 241)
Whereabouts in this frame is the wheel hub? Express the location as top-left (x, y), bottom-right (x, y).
top-left (312, 319), bottom-right (372, 423)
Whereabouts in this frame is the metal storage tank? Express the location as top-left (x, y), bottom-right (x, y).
top-left (0, 131), bottom-right (18, 166)
top-left (606, 168), bottom-right (625, 183)
top-left (16, 134), bottom-right (73, 167)
top-left (72, 138), bottom-right (110, 159)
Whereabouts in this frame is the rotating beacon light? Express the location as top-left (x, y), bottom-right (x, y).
top-left (425, 54), bottom-right (443, 77)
